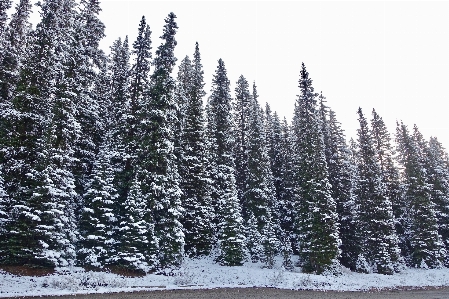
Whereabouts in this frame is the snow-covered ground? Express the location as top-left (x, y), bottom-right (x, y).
top-left (1, 256), bottom-right (449, 297)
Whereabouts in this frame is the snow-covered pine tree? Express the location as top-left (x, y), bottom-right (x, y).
top-left (233, 75), bottom-right (251, 207)
top-left (148, 12), bottom-right (184, 269)
top-left (354, 107), bottom-right (401, 274)
top-left (178, 43), bottom-right (214, 257)
top-left (245, 82), bottom-right (279, 266)
top-left (207, 59), bottom-right (246, 266)
top-left (108, 36), bottom-right (130, 220)
top-left (114, 15), bottom-right (160, 271)
top-left (245, 211), bottom-right (263, 263)
top-left (78, 141), bottom-right (118, 269)
top-left (0, 1), bottom-right (32, 258)
top-left (342, 138), bottom-right (362, 270)
top-left (426, 137), bottom-right (449, 265)
top-left (370, 109), bottom-right (404, 270)
top-left (0, 0), bottom-right (32, 104)
top-left (396, 123), bottom-right (444, 268)
top-left (320, 103), bottom-right (359, 271)
top-left (72, 0), bottom-right (107, 209)
top-left (292, 63), bottom-right (340, 274)
top-left (173, 55), bottom-right (191, 176)
top-left (117, 170), bottom-right (155, 273)
top-left (0, 0), bottom-right (82, 268)
top-left (0, 0), bottom-right (11, 32)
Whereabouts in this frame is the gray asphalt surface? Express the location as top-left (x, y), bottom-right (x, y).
top-left (6, 287), bottom-right (449, 299)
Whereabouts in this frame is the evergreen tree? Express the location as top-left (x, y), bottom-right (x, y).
top-left (108, 36), bottom-right (130, 218)
top-left (292, 63), bottom-right (340, 274)
top-left (0, 0), bottom-right (32, 104)
top-left (427, 137), bottom-right (449, 265)
top-left (245, 82), bottom-right (279, 265)
top-left (321, 104), bottom-right (359, 271)
top-left (72, 0), bottom-right (107, 208)
top-left (0, 0), bottom-right (11, 40)
top-left (207, 59), bottom-right (245, 266)
top-left (278, 117), bottom-right (298, 254)
top-left (78, 142), bottom-right (118, 269)
top-left (245, 211), bottom-right (263, 263)
top-left (178, 43), bottom-right (214, 257)
top-left (370, 109), bottom-right (404, 270)
top-left (233, 75), bottom-right (251, 207)
top-left (342, 138), bottom-right (361, 270)
top-left (354, 108), bottom-right (401, 274)
top-left (396, 123), bottom-right (444, 268)
top-left (148, 12), bottom-right (184, 269)
top-left (0, 0), bottom-right (82, 268)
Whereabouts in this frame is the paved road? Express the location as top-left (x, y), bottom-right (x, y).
top-left (9, 287), bottom-right (449, 299)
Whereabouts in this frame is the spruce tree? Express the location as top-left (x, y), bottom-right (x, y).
top-left (233, 75), bottom-right (251, 207)
top-left (245, 82), bottom-right (279, 265)
top-left (207, 59), bottom-right (245, 266)
top-left (72, 0), bottom-right (107, 207)
top-left (396, 123), bottom-right (444, 268)
top-left (178, 43), bottom-right (214, 257)
top-left (292, 63), bottom-right (340, 274)
top-left (0, 0), bottom-right (82, 268)
top-left (370, 109), bottom-right (404, 270)
top-left (148, 12), bottom-right (184, 269)
top-left (322, 105), bottom-right (359, 271)
top-left (0, 0), bottom-right (32, 104)
top-left (354, 108), bottom-right (401, 274)
top-left (0, 0), bottom-right (11, 42)
top-left (427, 137), bottom-right (449, 265)
top-left (78, 142), bottom-right (118, 269)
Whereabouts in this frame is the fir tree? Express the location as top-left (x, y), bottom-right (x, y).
top-left (78, 142), bottom-right (118, 269)
top-left (354, 108), bottom-right (401, 274)
top-left (245, 82), bottom-right (279, 265)
top-left (1, 0), bottom-right (81, 268)
top-left (148, 12), bottom-right (184, 269)
top-left (207, 59), bottom-right (246, 266)
top-left (178, 43), bottom-right (214, 257)
top-left (292, 63), bottom-right (340, 274)
top-left (233, 75), bottom-right (251, 207)
top-left (427, 137), bottom-right (449, 265)
top-left (72, 0), bottom-right (107, 208)
top-left (322, 106), bottom-right (359, 271)
top-left (0, 0), bottom-right (12, 39)
top-left (396, 123), bottom-right (444, 268)
top-left (0, 0), bottom-right (32, 104)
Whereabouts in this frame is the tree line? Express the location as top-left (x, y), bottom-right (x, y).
top-left (1, 0), bottom-right (448, 275)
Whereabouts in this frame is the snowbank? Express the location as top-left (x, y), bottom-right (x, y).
top-left (1, 256), bottom-right (449, 297)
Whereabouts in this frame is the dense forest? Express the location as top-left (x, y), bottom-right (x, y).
top-left (1, 0), bottom-right (449, 276)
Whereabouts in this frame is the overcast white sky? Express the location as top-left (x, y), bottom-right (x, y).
top-left (10, 0), bottom-right (449, 148)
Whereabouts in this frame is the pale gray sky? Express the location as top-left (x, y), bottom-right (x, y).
top-left (10, 0), bottom-right (449, 148)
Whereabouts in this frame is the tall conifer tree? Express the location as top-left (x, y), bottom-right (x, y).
top-left (148, 12), bottom-right (184, 269)
top-left (355, 108), bottom-right (401, 274)
top-left (206, 59), bottom-right (245, 266)
top-left (292, 63), bottom-right (340, 274)
top-left (178, 43), bottom-right (214, 256)
top-left (396, 123), bottom-right (444, 268)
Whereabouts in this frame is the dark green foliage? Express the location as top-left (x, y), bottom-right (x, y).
top-left (245, 83), bottom-right (279, 265)
top-left (148, 12), bottom-right (184, 269)
top-left (319, 100), bottom-right (358, 270)
top-left (177, 43), bottom-right (214, 257)
top-left (354, 108), bottom-right (401, 274)
top-left (426, 137), bottom-right (449, 265)
top-left (395, 123), bottom-right (444, 268)
top-left (292, 63), bottom-right (340, 274)
top-left (207, 59), bottom-right (246, 266)
top-left (233, 75), bottom-right (251, 206)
